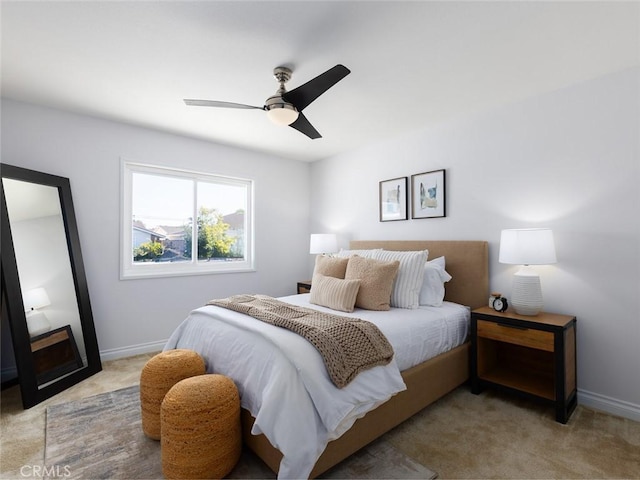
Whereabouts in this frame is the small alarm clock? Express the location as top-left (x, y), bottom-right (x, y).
top-left (492, 295), bottom-right (508, 312)
top-left (488, 292), bottom-right (501, 308)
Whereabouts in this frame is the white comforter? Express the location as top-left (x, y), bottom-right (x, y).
top-left (164, 296), bottom-right (407, 479)
top-left (164, 294), bottom-right (470, 479)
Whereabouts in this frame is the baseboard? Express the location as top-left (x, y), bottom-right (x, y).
top-left (99, 339), bottom-right (166, 362)
top-left (578, 388), bottom-right (640, 422)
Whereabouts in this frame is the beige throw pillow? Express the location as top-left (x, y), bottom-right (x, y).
top-left (309, 274), bottom-right (360, 312)
top-left (313, 255), bottom-right (349, 279)
top-left (345, 255), bottom-right (400, 311)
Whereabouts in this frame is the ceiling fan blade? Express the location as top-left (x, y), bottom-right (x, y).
top-left (289, 112), bottom-right (321, 139)
top-left (282, 64), bottom-right (350, 112)
top-left (184, 99), bottom-right (264, 110)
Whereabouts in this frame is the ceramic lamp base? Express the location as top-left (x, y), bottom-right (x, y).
top-left (511, 266), bottom-right (543, 316)
top-left (26, 310), bottom-right (52, 337)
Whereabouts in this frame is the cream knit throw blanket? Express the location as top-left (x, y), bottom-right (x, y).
top-left (207, 294), bottom-right (394, 388)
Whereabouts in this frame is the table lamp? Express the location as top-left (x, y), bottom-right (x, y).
top-left (309, 233), bottom-right (338, 255)
top-left (499, 228), bottom-right (557, 316)
top-left (23, 287), bottom-right (52, 337)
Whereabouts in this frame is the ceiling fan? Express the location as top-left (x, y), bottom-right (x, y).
top-left (184, 64), bottom-right (350, 139)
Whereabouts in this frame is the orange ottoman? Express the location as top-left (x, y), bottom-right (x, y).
top-left (139, 349), bottom-right (206, 440)
top-left (161, 374), bottom-right (241, 480)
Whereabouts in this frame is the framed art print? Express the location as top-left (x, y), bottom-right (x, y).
top-left (411, 169), bottom-right (446, 219)
top-left (379, 177), bottom-right (408, 222)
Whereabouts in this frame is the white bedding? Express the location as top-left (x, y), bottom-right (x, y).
top-left (164, 294), bottom-right (470, 479)
top-left (285, 294), bottom-right (470, 370)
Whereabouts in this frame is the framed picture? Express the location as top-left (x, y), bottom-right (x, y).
top-left (379, 177), bottom-right (408, 222)
top-left (411, 169), bottom-right (446, 219)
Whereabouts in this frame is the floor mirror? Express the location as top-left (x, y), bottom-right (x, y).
top-left (1, 163), bottom-right (101, 408)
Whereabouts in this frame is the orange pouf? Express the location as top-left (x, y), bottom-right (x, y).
top-left (161, 374), bottom-right (241, 480)
top-left (139, 349), bottom-right (206, 440)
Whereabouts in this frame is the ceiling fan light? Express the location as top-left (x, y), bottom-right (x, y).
top-left (266, 105), bottom-right (299, 126)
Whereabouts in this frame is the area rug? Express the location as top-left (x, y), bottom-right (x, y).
top-left (45, 385), bottom-right (437, 479)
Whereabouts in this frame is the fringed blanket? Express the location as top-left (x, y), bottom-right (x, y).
top-left (207, 294), bottom-right (394, 388)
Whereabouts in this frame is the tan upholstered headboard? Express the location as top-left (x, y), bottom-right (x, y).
top-left (349, 240), bottom-right (489, 309)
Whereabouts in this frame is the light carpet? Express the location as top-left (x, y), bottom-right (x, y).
top-left (45, 385), bottom-right (437, 479)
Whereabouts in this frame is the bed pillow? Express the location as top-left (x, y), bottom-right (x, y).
top-left (309, 274), bottom-right (360, 312)
top-left (344, 255), bottom-right (399, 311)
top-left (373, 249), bottom-right (428, 309)
top-left (335, 248), bottom-right (382, 259)
top-left (312, 254), bottom-right (349, 279)
top-left (418, 256), bottom-right (453, 307)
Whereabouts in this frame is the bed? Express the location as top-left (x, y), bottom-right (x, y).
top-left (165, 240), bottom-right (488, 478)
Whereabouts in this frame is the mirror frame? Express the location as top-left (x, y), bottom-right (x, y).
top-left (1, 163), bottom-right (101, 408)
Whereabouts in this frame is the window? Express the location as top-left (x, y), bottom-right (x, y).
top-left (121, 161), bottom-right (253, 279)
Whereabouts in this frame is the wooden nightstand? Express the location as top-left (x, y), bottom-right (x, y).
top-left (30, 325), bottom-right (83, 385)
top-left (297, 280), bottom-right (312, 294)
top-left (470, 306), bottom-right (577, 424)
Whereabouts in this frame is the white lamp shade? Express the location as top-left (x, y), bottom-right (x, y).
top-left (309, 234), bottom-right (338, 255)
top-left (23, 287), bottom-right (51, 312)
top-left (499, 228), bottom-right (557, 265)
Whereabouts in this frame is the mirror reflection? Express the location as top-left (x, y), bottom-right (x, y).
top-left (2, 178), bottom-right (87, 387)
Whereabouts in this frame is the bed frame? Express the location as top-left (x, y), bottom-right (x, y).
top-left (241, 240), bottom-right (489, 478)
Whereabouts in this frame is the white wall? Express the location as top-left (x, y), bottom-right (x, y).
top-left (310, 67), bottom-right (640, 420)
top-left (1, 99), bottom-right (311, 359)
top-left (2, 68), bottom-right (638, 420)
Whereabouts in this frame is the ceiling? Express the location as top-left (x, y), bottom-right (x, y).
top-left (2, 1), bottom-right (638, 162)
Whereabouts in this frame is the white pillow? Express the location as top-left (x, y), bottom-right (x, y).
top-left (372, 250), bottom-right (428, 309)
top-left (419, 256), bottom-right (452, 307)
top-left (335, 248), bottom-right (382, 259)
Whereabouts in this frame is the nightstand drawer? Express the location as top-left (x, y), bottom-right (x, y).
top-left (477, 319), bottom-right (554, 352)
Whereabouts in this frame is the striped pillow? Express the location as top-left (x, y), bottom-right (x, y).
top-left (309, 274), bottom-right (361, 312)
top-left (335, 248), bottom-right (382, 259)
top-left (373, 250), bottom-right (428, 309)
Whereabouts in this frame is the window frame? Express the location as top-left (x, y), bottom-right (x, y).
top-left (120, 160), bottom-right (254, 280)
